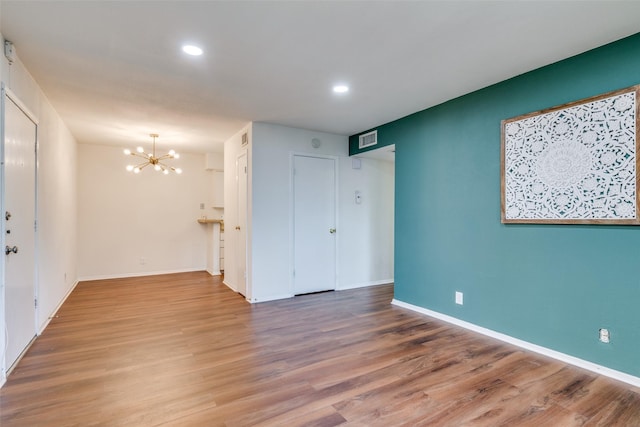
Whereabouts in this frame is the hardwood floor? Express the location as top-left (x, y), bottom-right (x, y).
top-left (1, 272), bottom-right (639, 426)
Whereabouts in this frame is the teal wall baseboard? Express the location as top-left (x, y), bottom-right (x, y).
top-left (392, 298), bottom-right (640, 389)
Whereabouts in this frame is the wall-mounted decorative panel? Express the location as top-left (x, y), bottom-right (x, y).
top-left (501, 86), bottom-right (640, 224)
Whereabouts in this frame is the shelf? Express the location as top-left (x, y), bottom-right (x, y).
top-left (197, 218), bottom-right (224, 231)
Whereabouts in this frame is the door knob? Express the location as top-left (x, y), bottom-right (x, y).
top-left (329, 228), bottom-right (336, 234)
top-left (5, 245), bottom-right (18, 255)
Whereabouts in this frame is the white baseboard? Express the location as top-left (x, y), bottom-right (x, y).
top-left (38, 279), bottom-right (80, 334)
top-left (392, 299), bottom-right (640, 389)
top-left (2, 279), bottom-right (80, 388)
top-left (338, 279), bottom-right (393, 290)
top-left (77, 267), bottom-right (206, 282)
top-left (206, 269), bottom-right (222, 276)
top-left (248, 293), bottom-right (294, 304)
top-left (222, 279), bottom-right (237, 293)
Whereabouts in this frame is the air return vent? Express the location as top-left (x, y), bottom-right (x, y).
top-left (241, 132), bottom-right (249, 146)
top-left (359, 130), bottom-right (378, 149)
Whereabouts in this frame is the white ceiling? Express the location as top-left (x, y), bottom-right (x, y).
top-left (1, 1), bottom-right (640, 154)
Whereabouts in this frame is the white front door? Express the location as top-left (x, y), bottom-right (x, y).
top-left (3, 92), bottom-right (37, 371)
top-left (293, 155), bottom-right (336, 294)
top-left (236, 151), bottom-right (247, 297)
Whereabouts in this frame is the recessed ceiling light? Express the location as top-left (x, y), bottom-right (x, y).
top-left (182, 45), bottom-right (203, 56)
top-left (333, 84), bottom-right (349, 94)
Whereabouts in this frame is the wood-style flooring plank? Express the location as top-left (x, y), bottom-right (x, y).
top-left (1, 271), bottom-right (639, 426)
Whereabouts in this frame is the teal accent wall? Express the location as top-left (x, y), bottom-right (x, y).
top-left (352, 33), bottom-right (640, 377)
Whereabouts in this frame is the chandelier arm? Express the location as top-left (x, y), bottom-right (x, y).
top-left (137, 161), bottom-right (152, 170)
top-left (156, 154), bottom-right (173, 161)
top-left (130, 151), bottom-right (149, 159)
top-left (157, 162), bottom-right (180, 174)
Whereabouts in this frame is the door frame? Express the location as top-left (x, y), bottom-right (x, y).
top-left (288, 152), bottom-right (339, 296)
top-left (1, 85), bottom-right (40, 380)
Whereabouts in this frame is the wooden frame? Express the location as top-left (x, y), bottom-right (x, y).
top-left (501, 85), bottom-right (640, 224)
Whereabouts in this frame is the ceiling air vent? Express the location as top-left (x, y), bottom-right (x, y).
top-left (359, 130), bottom-right (378, 149)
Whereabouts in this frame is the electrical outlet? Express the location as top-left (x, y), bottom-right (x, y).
top-left (200, 203), bottom-right (205, 209)
top-left (455, 291), bottom-right (463, 305)
top-left (599, 328), bottom-right (610, 343)
top-left (140, 257), bottom-right (146, 265)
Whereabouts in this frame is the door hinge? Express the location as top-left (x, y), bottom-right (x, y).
top-left (34, 219), bottom-right (38, 231)
top-left (34, 298), bottom-right (38, 308)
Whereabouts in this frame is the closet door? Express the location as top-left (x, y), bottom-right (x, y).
top-left (293, 155), bottom-right (336, 294)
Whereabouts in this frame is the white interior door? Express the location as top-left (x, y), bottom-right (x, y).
top-left (3, 93), bottom-right (37, 371)
top-left (236, 151), bottom-right (247, 297)
top-left (293, 155), bottom-right (336, 294)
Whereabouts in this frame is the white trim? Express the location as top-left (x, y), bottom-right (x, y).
top-left (338, 279), bottom-right (393, 290)
top-left (206, 269), bottom-right (222, 277)
top-left (5, 335), bottom-right (36, 376)
top-left (77, 267), bottom-right (206, 282)
top-left (38, 280), bottom-right (79, 334)
top-left (222, 279), bottom-right (237, 292)
top-left (249, 293), bottom-right (294, 304)
top-left (392, 299), bottom-right (640, 388)
top-left (4, 87), bottom-right (39, 125)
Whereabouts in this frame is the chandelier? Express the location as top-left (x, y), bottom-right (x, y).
top-left (124, 133), bottom-right (182, 175)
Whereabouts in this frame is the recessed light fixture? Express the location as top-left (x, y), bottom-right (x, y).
top-left (333, 84), bottom-right (349, 94)
top-left (182, 45), bottom-right (203, 56)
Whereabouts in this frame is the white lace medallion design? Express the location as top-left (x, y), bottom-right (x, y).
top-left (503, 90), bottom-right (637, 221)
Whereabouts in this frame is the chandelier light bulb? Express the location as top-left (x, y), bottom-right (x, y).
top-left (126, 165), bottom-right (134, 171)
top-left (174, 153), bottom-right (180, 159)
top-left (136, 146), bottom-right (144, 153)
top-left (168, 149), bottom-right (175, 156)
top-left (124, 148), bottom-right (131, 155)
top-left (175, 168), bottom-right (183, 174)
top-left (133, 167), bottom-right (141, 174)
top-left (154, 164), bottom-right (161, 171)
top-left (163, 169), bottom-right (169, 175)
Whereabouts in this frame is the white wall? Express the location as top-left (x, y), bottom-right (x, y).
top-left (77, 144), bottom-right (210, 279)
top-left (36, 95), bottom-right (78, 331)
top-left (248, 122), bottom-right (394, 302)
top-left (338, 157), bottom-right (394, 289)
top-left (0, 33), bottom-right (78, 383)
